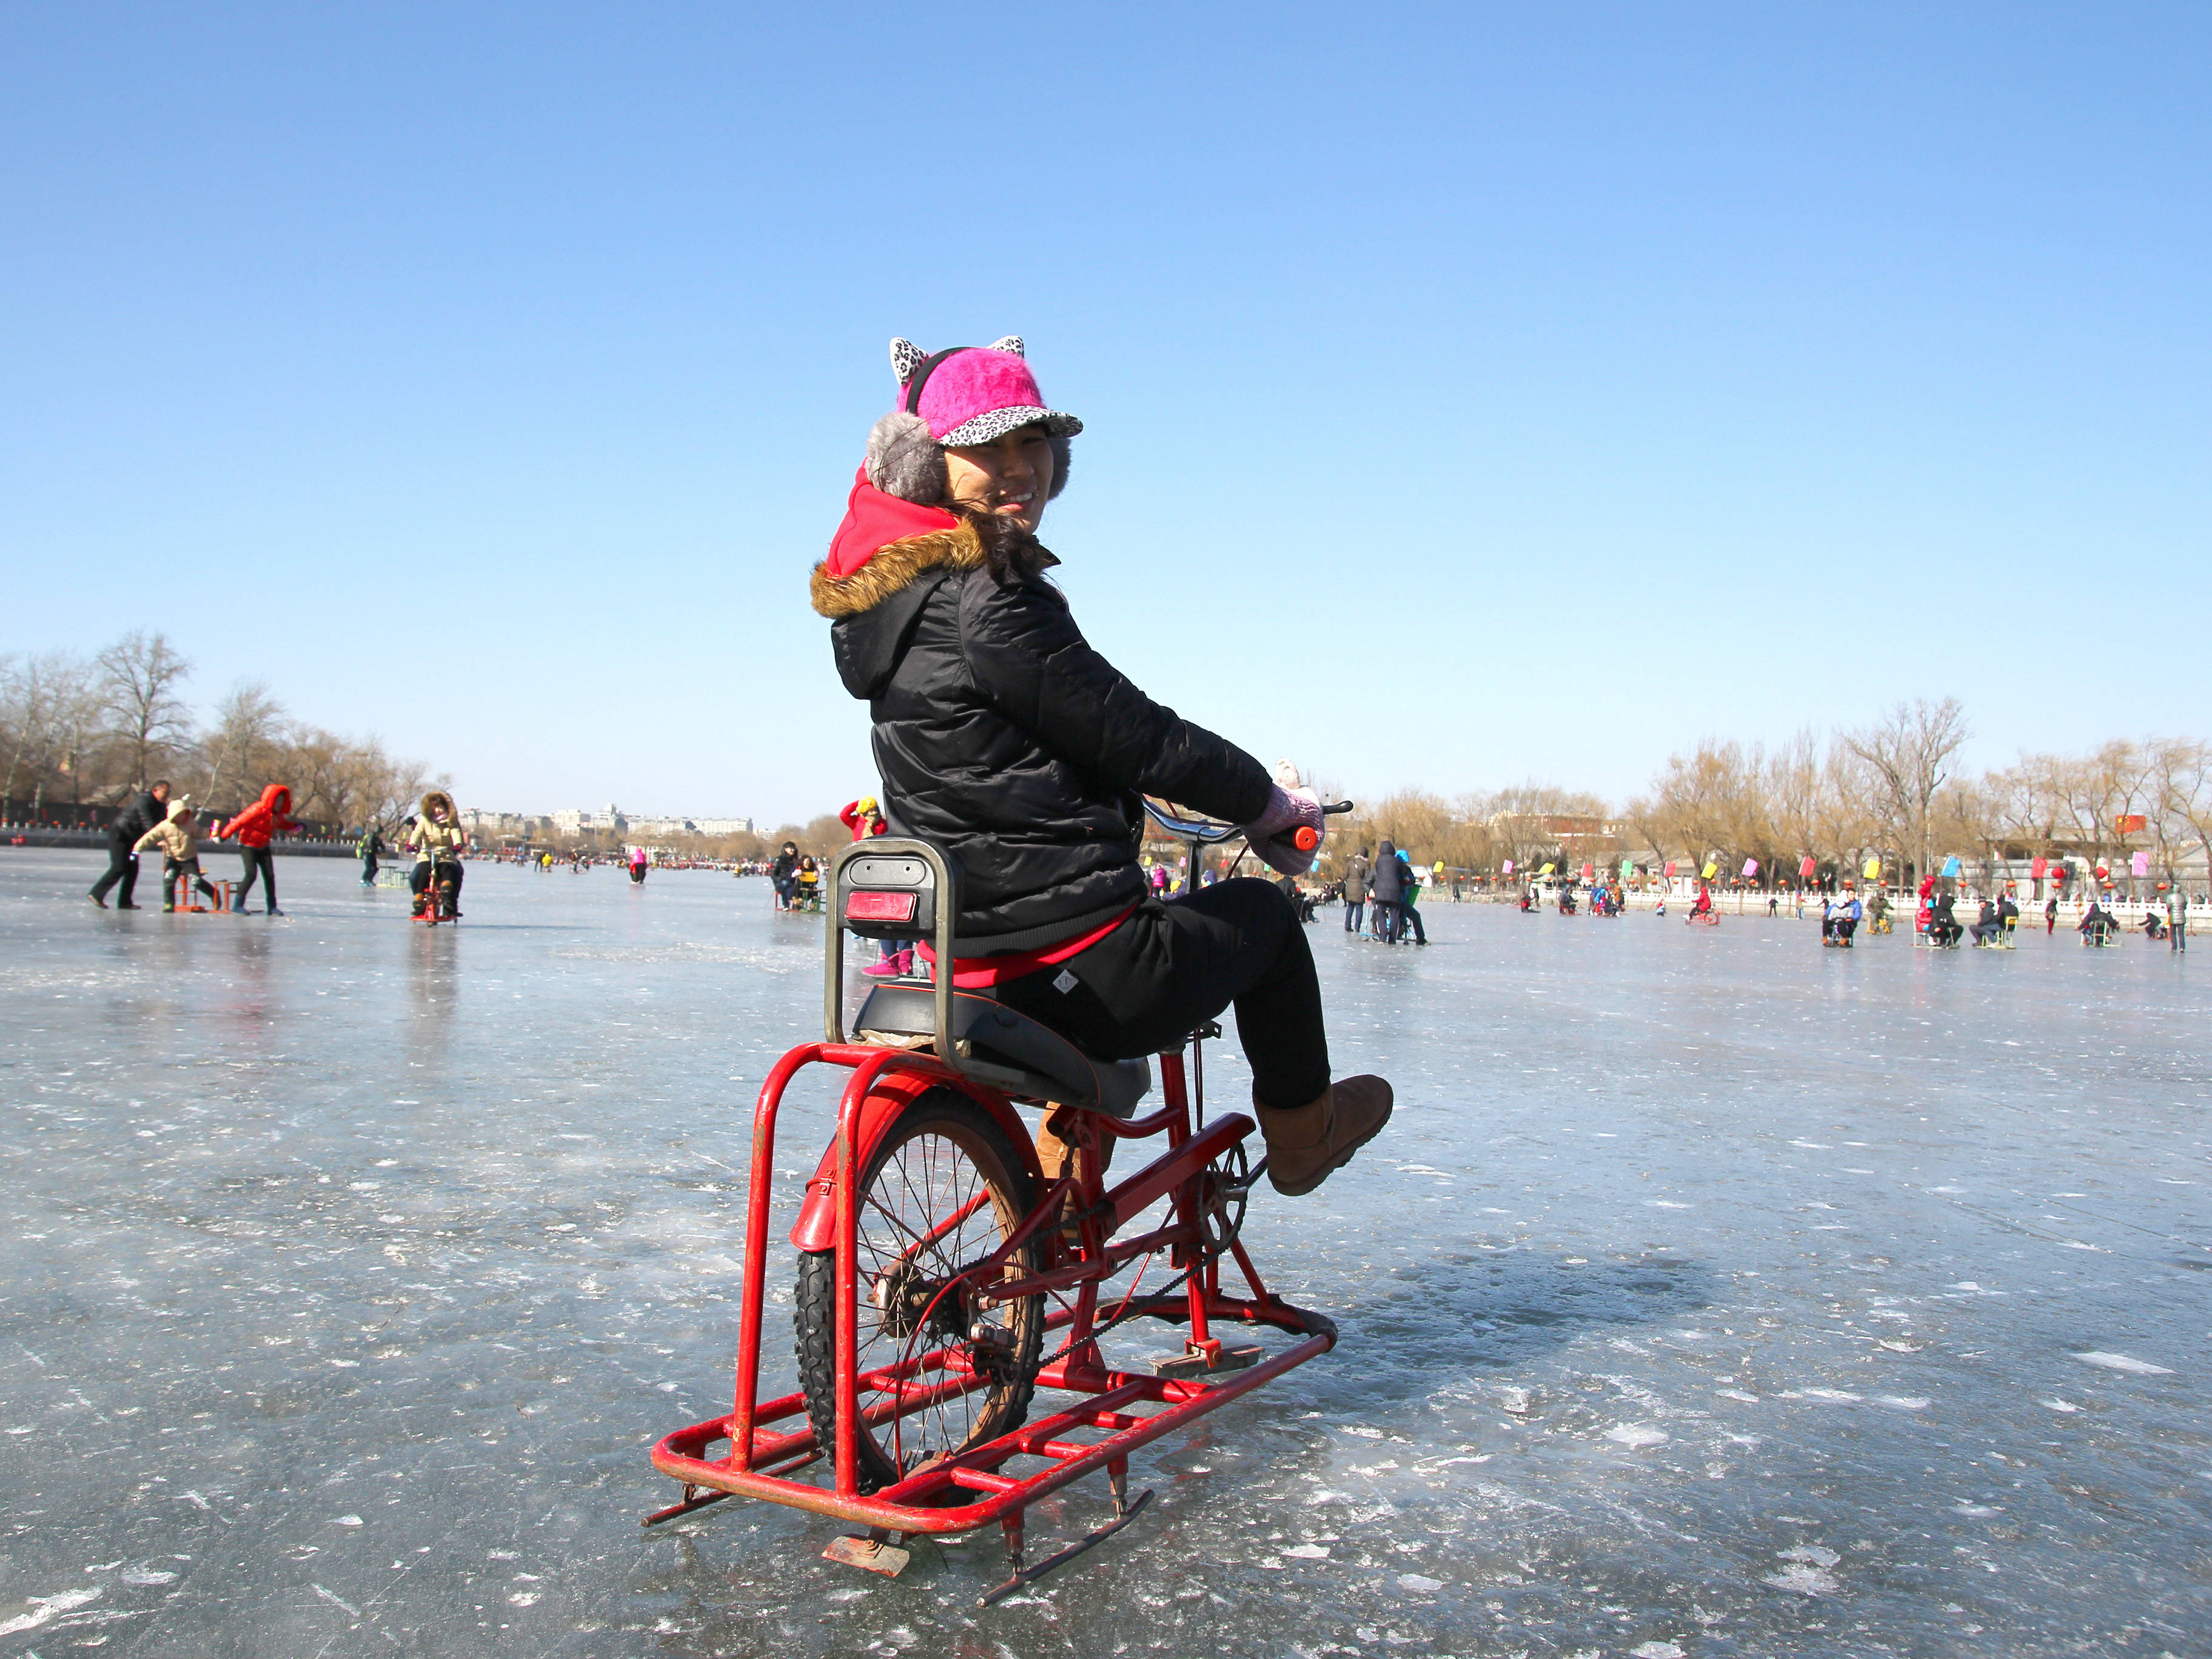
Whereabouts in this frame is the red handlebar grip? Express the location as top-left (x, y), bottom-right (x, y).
top-left (1292, 825), bottom-right (1321, 852)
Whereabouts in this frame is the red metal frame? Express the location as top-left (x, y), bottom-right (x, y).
top-left (647, 1037), bottom-right (1336, 1559)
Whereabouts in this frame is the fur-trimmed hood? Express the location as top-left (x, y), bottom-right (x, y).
top-left (815, 464), bottom-right (1070, 702)
top-left (811, 520), bottom-right (986, 620)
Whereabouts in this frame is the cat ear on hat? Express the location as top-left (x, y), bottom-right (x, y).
top-left (987, 335), bottom-right (1025, 358)
top-left (889, 338), bottom-right (929, 385)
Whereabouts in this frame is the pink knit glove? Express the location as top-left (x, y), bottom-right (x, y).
top-left (1243, 784), bottom-right (1324, 877)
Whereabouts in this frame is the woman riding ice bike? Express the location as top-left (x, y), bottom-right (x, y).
top-left (809, 335), bottom-right (1390, 1188)
top-left (646, 337), bottom-right (1392, 1593)
top-left (407, 790), bottom-right (468, 922)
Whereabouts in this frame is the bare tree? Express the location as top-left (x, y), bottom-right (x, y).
top-left (1842, 697), bottom-right (1969, 882)
top-left (363, 743), bottom-right (442, 833)
top-left (95, 631), bottom-right (194, 789)
top-left (203, 680), bottom-right (286, 810)
top-left (2151, 739), bottom-right (2212, 890)
top-left (2, 652), bottom-right (99, 811)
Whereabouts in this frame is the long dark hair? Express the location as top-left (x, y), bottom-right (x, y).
top-left (962, 509), bottom-right (1054, 588)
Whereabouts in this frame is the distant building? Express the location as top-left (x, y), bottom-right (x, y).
top-left (538, 806), bottom-right (748, 839)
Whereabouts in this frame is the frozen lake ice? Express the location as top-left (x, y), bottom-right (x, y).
top-left (2, 848), bottom-right (2207, 1657)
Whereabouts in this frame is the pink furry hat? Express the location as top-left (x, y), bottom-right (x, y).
top-left (865, 337), bottom-right (1081, 505)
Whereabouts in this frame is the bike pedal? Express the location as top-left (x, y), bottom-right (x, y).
top-left (1150, 1343), bottom-right (1262, 1379)
top-left (823, 1533), bottom-right (910, 1577)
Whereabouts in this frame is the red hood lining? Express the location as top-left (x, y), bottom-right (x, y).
top-left (826, 467), bottom-right (959, 579)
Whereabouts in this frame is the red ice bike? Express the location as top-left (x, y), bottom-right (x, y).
top-left (646, 801), bottom-right (1347, 1604)
top-left (420, 860), bottom-right (460, 926)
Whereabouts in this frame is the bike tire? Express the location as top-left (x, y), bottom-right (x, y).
top-left (793, 1089), bottom-right (1042, 1496)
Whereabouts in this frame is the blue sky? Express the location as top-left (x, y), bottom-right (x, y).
top-left (4, 5), bottom-right (2205, 823)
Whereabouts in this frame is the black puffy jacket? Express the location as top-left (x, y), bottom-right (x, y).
top-left (112, 789), bottom-right (163, 844)
top-left (814, 520), bottom-right (1272, 951)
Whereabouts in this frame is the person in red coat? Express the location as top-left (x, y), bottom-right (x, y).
top-left (840, 794), bottom-right (914, 978)
top-left (216, 784), bottom-right (298, 915)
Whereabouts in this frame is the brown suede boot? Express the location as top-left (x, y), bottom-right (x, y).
top-left (1034, 1110), bottom-right (1113, 1243)
top-left (1255, 1076), bottom-right (1393, 1197)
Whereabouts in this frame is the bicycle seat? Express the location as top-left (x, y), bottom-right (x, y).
top-left (851, 984), bottom-right (1152, 1119)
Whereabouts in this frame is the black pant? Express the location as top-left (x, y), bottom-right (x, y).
top-left (361, 854), bottom-right (378, 884)
top-left (1372, 897), bottom-right (1401, 943)
top-left (234, 845), bottom-right (278, 911)
top-left (1399, 902), bottom-right (1426, 944)
top-left (1343, 899), bottom-right (1364, 933)
top-left (411, 860), bottom-right (463, 904)
top-left (90, 834), bottom-right (139, 905)
top-left (999, 877), bottom-right (1330, 1110)
top-left (163, 857), bottom-right (215, 908)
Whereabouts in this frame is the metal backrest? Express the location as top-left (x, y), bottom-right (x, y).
top-left (825, 837), bottom-right (962, 1073)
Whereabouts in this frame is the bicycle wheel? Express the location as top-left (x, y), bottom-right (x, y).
top-left (794, 1088), bottom-right (1043, 1496)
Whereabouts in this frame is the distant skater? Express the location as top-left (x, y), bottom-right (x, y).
top-left (2171, 891), bottom-right (2188, 954)
top-left (1394, 847), bottom-right (1427, 945)
top-left (216, 785), bottom-right (298, 916)
top-left (1369, 839), bottom-right (1406, 944)
top-left (2045, 894), bottom-right (2058, 936)
top-left (1342, 847), bottom-right (1370, 936)
top-left (358, 823), bottom-right (384, 887)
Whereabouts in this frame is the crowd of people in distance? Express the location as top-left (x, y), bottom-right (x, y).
top-left (84, 768), bottom-right (2197, 965)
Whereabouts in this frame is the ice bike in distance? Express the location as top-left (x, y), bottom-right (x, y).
top-left (646, 800), bottom-right (1350, 1604)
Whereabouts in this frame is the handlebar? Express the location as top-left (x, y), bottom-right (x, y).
top-left (1142, 797), bottom-right (1354, 848)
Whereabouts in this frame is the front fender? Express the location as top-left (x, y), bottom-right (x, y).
top-left (788, 1068), bottom-right (1041, 1252)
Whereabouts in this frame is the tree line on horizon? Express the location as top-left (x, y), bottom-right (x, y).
top-left (13, 649), bottom-right (2202, 888)
top-left (1, 632), bottom-right (443, 834)
top-left (1327, 699), bottom-right (2212, 888)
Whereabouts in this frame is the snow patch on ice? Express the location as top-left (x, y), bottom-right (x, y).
top-left (2073, 1350), bottom-right (2172, 1375)
top-left (0, 1586), bottom-right (101, 1637)
top-left (1765, 1546), bottom-right (1842, 1594)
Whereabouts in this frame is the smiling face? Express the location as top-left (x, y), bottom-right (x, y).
top-left (943, 424), bottom-right (1054, 532)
